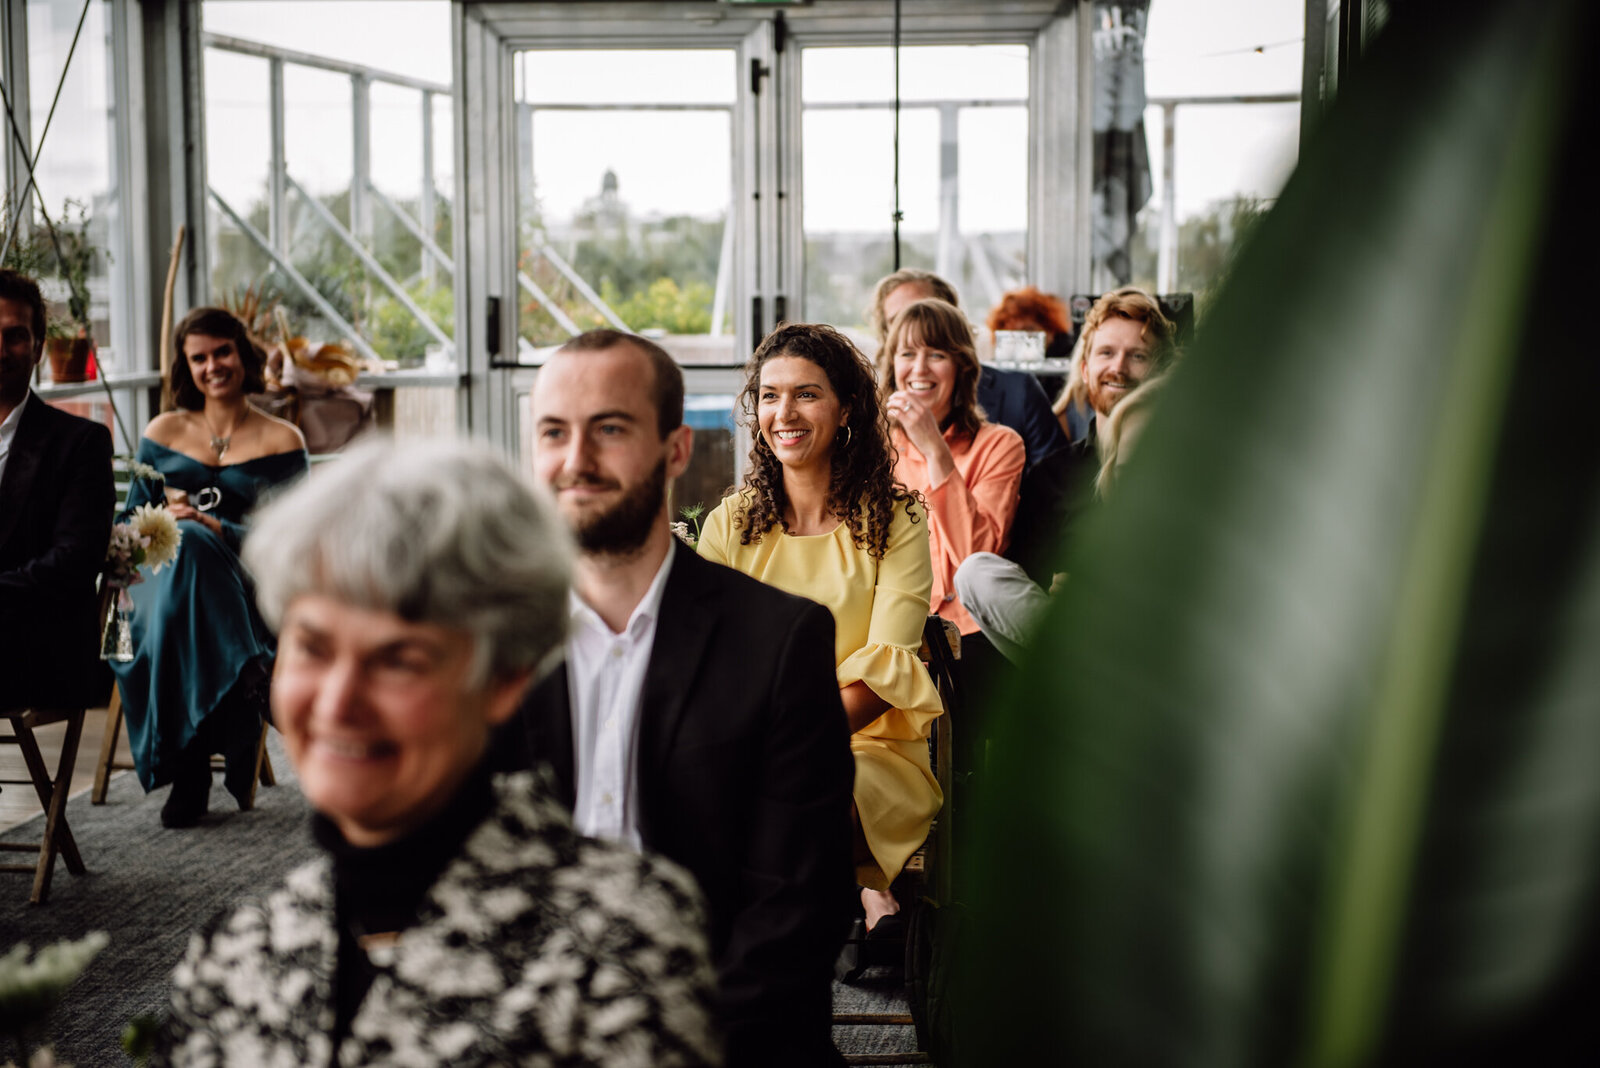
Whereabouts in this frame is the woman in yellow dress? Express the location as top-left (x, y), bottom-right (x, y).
top-left (698, 322), bottom-right (944, 945)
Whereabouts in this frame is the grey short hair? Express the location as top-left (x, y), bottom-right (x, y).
top-left (244, 436), bottom-right (572, 685)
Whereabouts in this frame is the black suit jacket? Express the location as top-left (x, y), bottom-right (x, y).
top-left (976, 364), bottom-right (1070, 469)
top-left (1006, 421), bottom-right (1099, 587)
top-left (500, 541), bottom-right (855, 1067)
top-left (0, 394), bottom-right (114, 710)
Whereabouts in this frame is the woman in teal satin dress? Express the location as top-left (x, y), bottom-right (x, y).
top-left (110, 307), bottom-right (307, 827)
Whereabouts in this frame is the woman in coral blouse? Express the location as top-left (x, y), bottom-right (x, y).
top-left (878, 297), bottom-right (1026, 642)
top-left (698, 322), bottom-right (943, 949)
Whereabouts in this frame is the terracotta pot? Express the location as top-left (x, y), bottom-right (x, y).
top-left (47, 337), bottom-right (95, 383)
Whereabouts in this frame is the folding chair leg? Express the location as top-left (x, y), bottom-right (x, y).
top-left (230, 721), bottom-right (274, 811)
top-left (258, 725), bottom-right (275, 787)
top-left (238, 724), bottom-right (263, 811)
top-left (13, 712), bottom-right (86, 903)
top-left (92, 686), bottom-right (124, 804)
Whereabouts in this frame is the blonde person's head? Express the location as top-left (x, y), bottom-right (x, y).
top-left (1053, 287), bottom-right (1177, 417)
top-left (868, 268), bottom-right (958, 345)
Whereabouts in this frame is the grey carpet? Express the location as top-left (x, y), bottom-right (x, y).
top-left (1, 733), bottom-right (319, 1065)
top-left (2, 735), bottom-right (927, 1065)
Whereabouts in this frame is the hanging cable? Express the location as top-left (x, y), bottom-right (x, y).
top-left (0, 0), bottom-right (93, 264)
top-left (891, 0), bottom-right (902, 270)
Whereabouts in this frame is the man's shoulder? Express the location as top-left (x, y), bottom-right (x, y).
top-left (21, 395), bottom-right (107, 437)
top-left (978, 365), bottom-right (1055, 419)
top-left (673, 543), bottom-right (824, 623)
top-left (15, 396), bottom-right (111, 456)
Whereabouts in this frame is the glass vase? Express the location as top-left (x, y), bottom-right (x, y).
top-left (100, 593), bottom-right (134, 661)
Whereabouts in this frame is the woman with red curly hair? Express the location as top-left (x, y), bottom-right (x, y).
top-left (986, 285), bottom-right (1076, 362)
top-left (697, 323), bottom-right (943, 955)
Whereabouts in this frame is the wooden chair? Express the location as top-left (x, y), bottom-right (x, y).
top-left (91, 686), bottom-right (274, 807)
top-left (835, 615), bottom-right (959, 1066)
top-left (0, 579), bottom-right (120, 904)
top-left (1, 704), bottom-right (88, 904)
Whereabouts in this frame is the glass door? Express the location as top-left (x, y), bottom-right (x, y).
top-left (456, 6), bottom-right (1068, 481)
top-left (511, 48), bottom-right (737, 359)
top-left (508, 46), bottom-right (747, 515)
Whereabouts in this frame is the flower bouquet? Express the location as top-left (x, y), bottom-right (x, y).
top-left (671, 503), bottom-right (705, 549)
top-left (101, 463), bottom-right (182, 660)
top-left (0, 931), bottom-right (108, 1067)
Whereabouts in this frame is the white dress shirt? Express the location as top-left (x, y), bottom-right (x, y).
top-left (565, 547), bottom-right (675, 847)
top-left (0, 389), bottom-right (32, 491)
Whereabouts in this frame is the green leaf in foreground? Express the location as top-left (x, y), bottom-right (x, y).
top-left (954, 2), bottom-right (1600, 1065)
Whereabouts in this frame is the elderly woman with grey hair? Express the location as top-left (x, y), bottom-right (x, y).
top-left (152, 437), bottom-right (721, 1068)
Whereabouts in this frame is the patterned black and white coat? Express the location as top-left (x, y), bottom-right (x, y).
top-left (152, 773), bottom-right (722, 1067)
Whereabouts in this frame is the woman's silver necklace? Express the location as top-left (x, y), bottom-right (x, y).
top-left (201, 410), bottom-right (246, 462)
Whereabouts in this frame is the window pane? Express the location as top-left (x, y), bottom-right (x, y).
top-left (429, 92), bottom-right (454, 253)
top-left (25, 0), bottom-right (118, 360)
top-left (802, 108), bottom-right (939, 333)
top-left (202, 1), bottom-right (451, 84)
top-left (370, 83), bottom-right (424, 205)
top-left (201, 1), bottom-right (455, 377)
top-left (801, 45), bottom-right (1029, 335)
top-left (677, 393), bottom-right (738, 521)
top-left (1116, 0), bottom-right (1304, 307)
top-left (523, 50), bottom-right (735, 106)
top-left (205, 49), bottom-right (274, 304)
top-left (204, 51), bottom-right (272, 211)
top-left (515, 50), bottom-right (734, 350)
top-left (283, 66), bottom-right (353, 204)
top-left (802, 45), bottom-right (1029, 104)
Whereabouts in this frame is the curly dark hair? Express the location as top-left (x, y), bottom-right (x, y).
top-left (735, 322), bottom-right (919, 559)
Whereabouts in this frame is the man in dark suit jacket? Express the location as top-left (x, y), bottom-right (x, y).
top-left (0, 269), bottom-right (114, 711)
top-left (500, 329), bottom-right (855, 1068)
top-left (975, 362), bottom-right (1069, 467)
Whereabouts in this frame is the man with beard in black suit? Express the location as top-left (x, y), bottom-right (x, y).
top-left (0, 269), bottom-right (113, 714)
top-left (500, 329), bottom-right (855, 1068)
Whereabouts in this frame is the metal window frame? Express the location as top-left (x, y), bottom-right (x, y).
top-left (788, 44), bottom-right (1037, 319)
top-left (511, 85), bottom-right (736, 337)
top-left (1, 0), bottom-right (32, 212)
top-left (457, 0), bottom-right (1080, 452)
top-left (6, 0), bottom-right (160, 450)
top-left (458, 8), bottom-right (768, 455)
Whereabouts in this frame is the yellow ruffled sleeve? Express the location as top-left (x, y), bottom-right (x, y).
top-left (838, 500), bottom-right (945, 741)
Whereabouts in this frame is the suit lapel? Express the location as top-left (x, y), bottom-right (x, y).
top-left (635, 542), bottom-right (718, 826)
top-left (523, 662), bottom-right (577, 809)
top-left (0, 398), bottom-right (48, 552)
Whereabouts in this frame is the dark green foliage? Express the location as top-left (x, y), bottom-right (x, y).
top-left (955, 2), bottom-right (1599, 1065)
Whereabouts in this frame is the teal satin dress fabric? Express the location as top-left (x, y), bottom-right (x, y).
top-left (109, 438), bottom-right (308, 792)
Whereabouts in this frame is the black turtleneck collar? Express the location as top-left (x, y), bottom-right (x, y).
top-left (313, 755), bottom-right (496, 934)
top-left (313, 756), bottom-right (497, 1044)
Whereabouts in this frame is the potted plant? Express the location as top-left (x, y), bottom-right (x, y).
top-left (43, 201), bottom-right (100, 383)
top-left (0, 199), bottom-right (103, 382)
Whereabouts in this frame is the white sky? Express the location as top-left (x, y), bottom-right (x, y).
top-left (198, 0), bottom-right (1302, 228)
top-left (20, 1), bottom-right (1302, 237)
